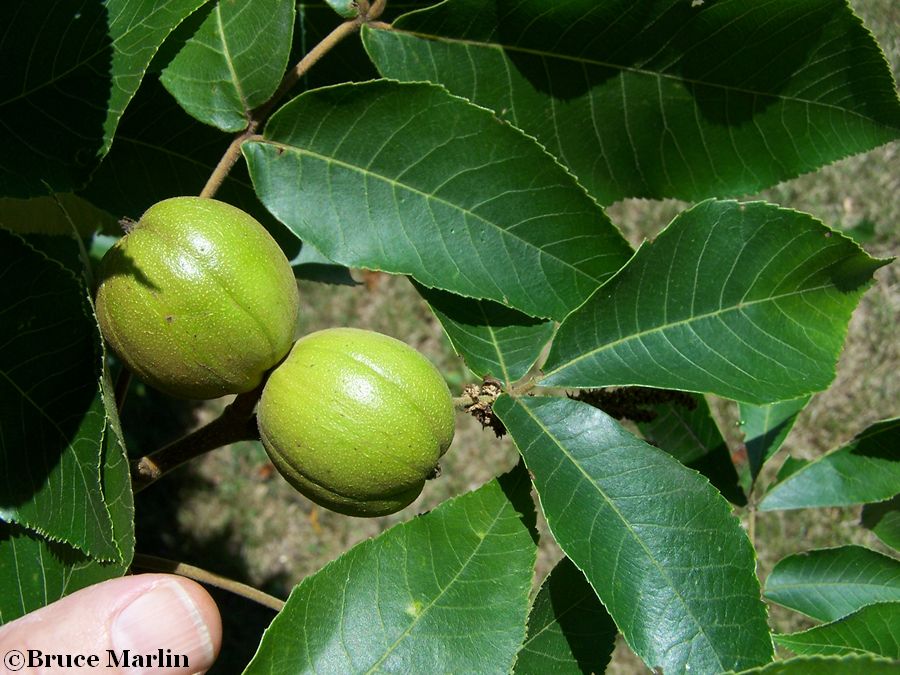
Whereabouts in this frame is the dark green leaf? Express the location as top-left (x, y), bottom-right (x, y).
top-left (0, 336), bottom-right (133, 624)
top-left (79, 79), bottom-right (266, 220)
top-left (514, 556), bottom-right (616, 675)
top-left (415, 283), bottom-right (555, 385)
top-left (638, 393), bottom-right (746, 505)
top-left (243, 465), bottom-right (537, 674)
top-left (0, 520), bottom-right (130, 624)
top-left (0, 0), bottom-right (207, 196)
top-left (495, 395), bottom-right (772, 674)
top-left (244, 80), bottom-right (633, 321)
top-left (97, 369), bottom-right (135, 570)
top-left (764, 546), bottom-right (900, 622)
top-left (774, 602), bottom-right (900, 659)
top-left (363, 0), bottom-right (900, 203)
top-left (541, 200), bottom-right (888, 404)
top-left (862, 496), bottom-right (900, 552)
top-left (739, 397), bottom-right (810, 489)
top-left (161, 0), bottom-right (295, 131)
top-left (78, 79), bottom-right (302, 261)
top-left (733, 653), bottom-right (900, 674)
top-left (760, 418), bottom-right (900, 511)
top-left (0, 230), bottom-right (120, 561)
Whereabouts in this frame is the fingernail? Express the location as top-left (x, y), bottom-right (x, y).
top-left (111, 581), bottom-right (215, 674)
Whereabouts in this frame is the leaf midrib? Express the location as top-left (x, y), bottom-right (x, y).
top-left (256, 140), bottom-right (604, 289)
top-left (215, 4), bottom-right (251, 118)
top-left (512, 397), bottom-right (729, 672)
top-left (476, 300), bottom-right (511, 385)
top-left (363, 498), bottom-right (514, 673)
top-left (543, 280), bottom-right (836, 380)
top-left (377, 28), bottom-right (900, 131)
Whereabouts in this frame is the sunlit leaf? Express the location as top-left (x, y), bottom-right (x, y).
top-left (774, 602), bottom-right (900, 659)
top-left (760, 418), bottom-right (900, 511)
top-left (541, 200), bottom-right (887, 404)
top-left (765, 546), bottom-right (900, 622)
top-left (364, 0), bottom-right (900, 203)
top-left (244, 80), bottom-right (633, 321)
top-left (243, 465), bottom-right (537, 674)
top-left (495, 395), bottom-right (773, 674)
top-left (161, 0), bottom-right (295, 131)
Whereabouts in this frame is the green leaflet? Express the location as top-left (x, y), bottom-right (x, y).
top-left (774, 602), bottom-right (900, 659)
top-left (244, 80), bottom-right (633, 321)
top-left (765, 546), bottom-right (900, 622)
top-left (0, 0), bottom-right (207, 196)
top-left (161, 0), bottom-right (295, 131)
top-left (243, 465), bottom-right (537, 674)
top-left (760, 418), bottom-right (900, 510)
top-left (0, 231), bottom-right (120, 561)
top-left (496, 395), bottom-right (773, 674)
top-left (415, 283), bottom-right (555, 385)
top-left (541, 200), bottom-right (888, 404)
top-left (364, 0), bottom-right (900, 203)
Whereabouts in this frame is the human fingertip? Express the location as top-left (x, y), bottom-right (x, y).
top-left (111, 577), bottom-right (221, 674)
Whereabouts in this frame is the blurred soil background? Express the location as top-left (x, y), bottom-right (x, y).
top-left (123, 1), bottom-right (898, 671)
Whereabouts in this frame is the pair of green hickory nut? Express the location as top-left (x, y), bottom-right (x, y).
top-left (96, 197), bottom-right (455, 517)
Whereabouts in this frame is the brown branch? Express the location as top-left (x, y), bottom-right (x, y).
top-left (130, 385), bottom-right (263, 493)
top-left (199, 128), bottom-right (258, 199)
top-left (369, 0), bottom-right (387, 20)
top-left (114, 368), bottom-right (132, 414)
top-left (131, 554), bottom-right (285, 612)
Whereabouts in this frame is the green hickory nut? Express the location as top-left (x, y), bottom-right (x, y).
top-left (258, 327), bottom-right (456, 517)
top-left (95, 197), bottom-right (299, 399)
